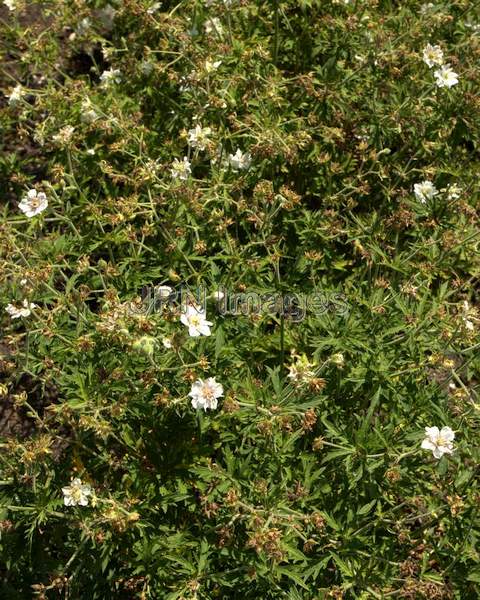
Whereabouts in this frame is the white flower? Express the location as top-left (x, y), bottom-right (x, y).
top-left (204, 17), bottom-right (223, 36)
top-left (413, 180), bottom-right (438, 203)
top-left (420, 2), bottom-right (435, 14)
top-left (147, 2), bottom-right (162, 14)
top-left (81, 98), bottom-right (99, 123)
top-left (434, 64), bottom-right (459, 88)
top-left (204, 59), bottom-right (222, 73)
top-left (7, 84), bottom-right (25, 106)
top-left (228, 149), bottom-right (252, 171)
top-left (52, 125), bottom-right (75, 146)
top-left (180, 305), bottom-right (213, 337)
top-left (154, 285), bottom-right (174, 309)
top-left (18, 189), bottom-right (48, 217)
top-left (3, 0), bottom-right (16, 10)
top-left (461, 300), bottom-right (476, 332)
top-left (187, 124), bottom-right (212, 151)
top-left (188, 377), bottom-right (223, 410)
top-left (33, 126), bottom-right (46, 147)
top-left (179, 79), bottom-right (190, 93)
top-left (212, 290), bottom-right (225, 301)
top-left (82, 107), bottom-right (98, 124)
top-left (162, 337), bottom-right (173, 349)
top-left (287, 354), bottom-right (315, 384)
top-left (62, 478), bottom-right (92, 507)
top-left (86, 148), bottom-right (96, 156)
top-left (100, 68), bottom-right (121, 86)
top-left (171, 157), bottom-right (192, 180)
top-left (446, 183), bottom-right (461, 200)
top-left (155, 285), bottom-right (173, 299)
top-left (5, 299), bottom-right (37, 319)
top-left (421, 426), bottom-right (455, 459)
top-left (465, 22), bottom-right (480, 34)
top-left (422, 44), bottom-right (444, 68)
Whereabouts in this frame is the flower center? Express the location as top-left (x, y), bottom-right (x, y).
top-left (201, 384), bottom-right (215, 401)
top-left (71, 487), bottom-right (83, 501)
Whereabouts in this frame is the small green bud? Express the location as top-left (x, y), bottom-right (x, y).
top-left (132, 336), bottom-right (156, 356)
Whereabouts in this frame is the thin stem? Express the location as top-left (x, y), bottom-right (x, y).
top-left (273, 0), bottom-right (279, 66)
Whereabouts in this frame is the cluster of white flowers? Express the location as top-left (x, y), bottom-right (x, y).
top-left (18, 189), bottom-right (48, 217)
top-left (171, 156), bottom-right (192, 180)
top-left (62, 478), bottom-right (92, 507)
top-left (100, 68), bottom-right (121, 86)
top-left (413, 180), bottom-right (462, 204)
top-left (187, 124), bottom-right (212, 151)
top-left (421, 426), bottom-right (455, 459)
top-left (189, 377), bottom-right (224, 410)
top-left (5, 299), bottom-right (37, 319)
top-left (445, 183), bottom-right (462, 200)
top-left (422, 43), bottom-right (458, 88)
top-left (180, 305), bottom-right (213, 337)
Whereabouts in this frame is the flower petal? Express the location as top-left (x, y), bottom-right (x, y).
top-left (440, 426), bottom-right (455, 441)
top-left (421, 439), bottom-right (436, 451)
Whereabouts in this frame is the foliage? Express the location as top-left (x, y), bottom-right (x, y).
top-left (1, 0), bottom-right (480, 598)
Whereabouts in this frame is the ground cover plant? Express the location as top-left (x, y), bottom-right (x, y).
top-left (1, 0), bottom-right (480, 598)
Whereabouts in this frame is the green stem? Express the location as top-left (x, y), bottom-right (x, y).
top-left (273, 0), bottom-right (279, 66)
top-left (280, 313), bottom-right (285, 378)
